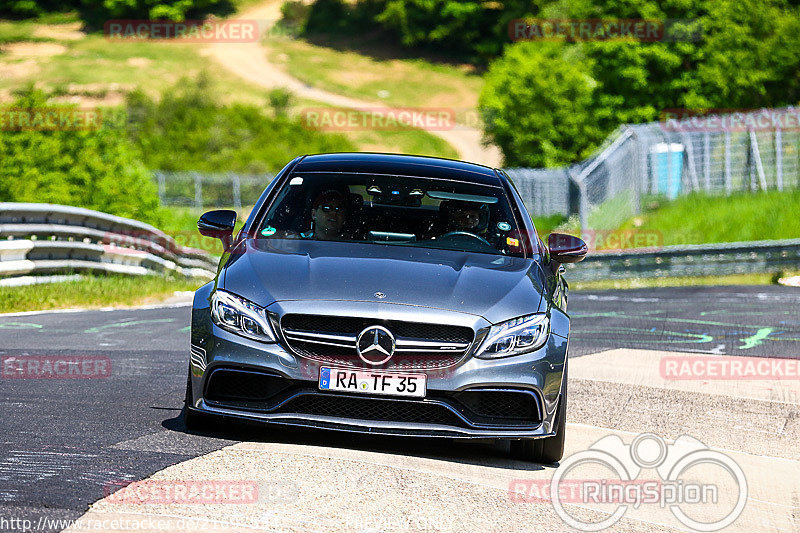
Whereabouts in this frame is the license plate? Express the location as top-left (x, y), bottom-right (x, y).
top-left (319, 367), bottom-right (426, 398)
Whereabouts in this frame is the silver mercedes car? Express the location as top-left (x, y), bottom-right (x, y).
top-left (184, 153), bottom-right (587, 463)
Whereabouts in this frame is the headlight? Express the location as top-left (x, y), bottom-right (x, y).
top-left (475, 314), bottom-right (549, 359)
top-left (211, 290), bottom-right (275, 343)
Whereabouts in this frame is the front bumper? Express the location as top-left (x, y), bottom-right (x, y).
top-left (189, 296), bottom-right (568, 439)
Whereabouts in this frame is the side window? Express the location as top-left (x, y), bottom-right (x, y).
top-left (262, 184), bottom-right (306, 234)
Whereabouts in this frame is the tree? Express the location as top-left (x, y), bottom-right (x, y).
top-left (481, 0), bottom-right (800, 166)
top-left (480, 43), bottom-right (606, 167)
top-left (0, 90), bottom-right (160, 224)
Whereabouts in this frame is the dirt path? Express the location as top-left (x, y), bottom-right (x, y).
top-left (203, 1), bottom-right (503, 167)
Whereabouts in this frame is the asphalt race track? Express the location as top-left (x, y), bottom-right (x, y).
top-left (1, 285), bottom-right (799, 532)
top-left (569, 285), bottom-right (800, 358)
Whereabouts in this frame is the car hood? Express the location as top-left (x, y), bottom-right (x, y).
top-left (222, 239), bottom-right (546, 323)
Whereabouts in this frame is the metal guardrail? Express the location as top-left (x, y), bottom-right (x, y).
top-left (565, 238), bottom-right (800, 282)
top-left (0, 203), bottom-right (218, 280)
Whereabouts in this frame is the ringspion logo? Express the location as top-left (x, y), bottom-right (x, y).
top-left (512, 433), bottom-right (747, 531)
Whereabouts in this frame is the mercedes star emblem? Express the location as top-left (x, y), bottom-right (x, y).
top-left (356, 325), bottom-right (396, 365)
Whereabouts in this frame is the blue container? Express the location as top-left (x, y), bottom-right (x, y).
top-left (650, 143), bottom-right (684, 199)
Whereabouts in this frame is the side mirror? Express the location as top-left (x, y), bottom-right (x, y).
top-left (198, 210), bottom-right (237, 251)
top-left (547, 233), bottom-right (588, 264)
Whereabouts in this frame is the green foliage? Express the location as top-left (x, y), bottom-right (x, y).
top-left (268, 88), bottom-right (293, 117)
top-left (282, 0), bottom-right (386, 37)
top-left (480, 0), bottom-right (800, 166)
top-left (480, 43), bottom-right (605, 167)
top-left (96, 0), bottom-right (232, 21)
top-left (0, 0), bottom-right (236, 23)
top-left (278, 0), bottom-right (312, 33)
top-left (0, 0), bottom-right (78, 18)
top-left (375, 0), bottom-right (515, 60)
top-left (0, 89), bottom-right (161, 224)
top-left (304, 0), bottom-right (348, 32)
top-left (683, 0), bottom-right (800, 109)
top-left (125, 73), bottom-right (355, 174)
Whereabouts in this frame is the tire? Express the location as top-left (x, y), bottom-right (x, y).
top-left (510, 361), bottom-right (568, 464)
top-left (183, 368), bottom-right (216, 431)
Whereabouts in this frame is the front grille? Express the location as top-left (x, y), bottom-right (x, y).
top-left (280, 314), bottom-right (474, 370)
top-left (283, 315), bottom-right (472, 343)
top-left (297, 352), bottom-right (464, 370)
top-left (276, 393), bottom-right (466, 427)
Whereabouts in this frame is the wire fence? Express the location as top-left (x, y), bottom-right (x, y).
top-left (572, 107), bottom-right (800, 231)
top-left (504, 167), bottom-right (571, 217)
top-left (153, 171), bottom-right (273, 209)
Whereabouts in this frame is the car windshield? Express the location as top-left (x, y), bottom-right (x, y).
top-left (258, 172), bottom-right (526, 257)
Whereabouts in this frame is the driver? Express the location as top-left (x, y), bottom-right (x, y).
top-left (445, 200), bottom-right (484, 234)
top-left (300, 189), bottom-right (349, 241)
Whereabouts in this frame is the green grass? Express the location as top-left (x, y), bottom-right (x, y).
top-left (0, 21), bottom-right (38, 43)
top-left (0, 28), bottom-right (322, 113)
top-left (265, 34), bottom-right (483, 113)
top-left (570, 272), bottom-right (783, 291)
top-left (4, 35), bottom-right (214, 95)
top-left (588, 190), bottom-right (637, 230)
top-left (620, 190), bottom-right (800, 246)
top-left (0, 274), bottom-right (207, 313)
top-left (532, 214), bottom-right (568, 236)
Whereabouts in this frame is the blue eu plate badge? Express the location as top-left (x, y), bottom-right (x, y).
top-left (319, 367), bottom-right (331, 389)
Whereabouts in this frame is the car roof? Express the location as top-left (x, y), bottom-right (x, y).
top-left (293, 153), bottom-right (503, 187)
